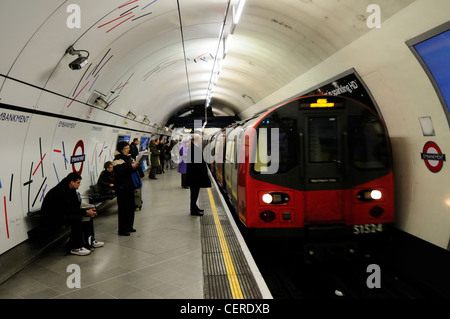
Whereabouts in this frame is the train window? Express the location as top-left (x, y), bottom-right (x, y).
top-left (225, 140), bottom-right (234, 163)
top-left (308, 117), bottom-right (338, 163)
top-left (253, 115), bottom-right (298, 174)
top-left (348, 113), bottom-right (388, 169)
top-left (254, 128), bottom-right (269, 173)
top-left (234, 135), bottom-right (238, 169)
top-left (215, 136), bottom-right (223, 161)
top-left (210, 137), bottom-right (216, 157)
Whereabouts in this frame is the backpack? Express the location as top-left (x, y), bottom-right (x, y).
top-left (131, 170), bottom-right (142, 189)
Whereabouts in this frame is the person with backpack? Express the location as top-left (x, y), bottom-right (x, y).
top-left (41, 172), bottom-right (104, 256)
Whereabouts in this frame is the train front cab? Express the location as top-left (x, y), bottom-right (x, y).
top-left (236, 96), bottom-right (395, 241)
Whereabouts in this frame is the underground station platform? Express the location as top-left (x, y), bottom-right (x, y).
top-left (0, 168), bottom-right (271, 300)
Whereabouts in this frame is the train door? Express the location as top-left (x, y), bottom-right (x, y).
top-left (214, 133), bottom-right (225, 187)
top-left (224, 128), bottom-right (239, 207)
top-left (302, 114), bottom-right (345, 223)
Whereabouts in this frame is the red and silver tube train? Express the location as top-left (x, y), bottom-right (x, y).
top-left (207, 95), bottom-right (394, 238)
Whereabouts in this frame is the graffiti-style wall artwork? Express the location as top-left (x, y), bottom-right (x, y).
top-left (0, 107), bottom-right (150, 255)
top-left (0, 109), bottom-right (33, 252)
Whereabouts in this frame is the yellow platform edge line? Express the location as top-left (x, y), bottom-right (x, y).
top-left (207, 188), bottom-right (244, 299)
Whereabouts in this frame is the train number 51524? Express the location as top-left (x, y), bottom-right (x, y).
top-left (353, 224), bottom-right (383, 235)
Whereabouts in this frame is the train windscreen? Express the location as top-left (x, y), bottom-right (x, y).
top-left (249, 96), bottom-right (391, 190)
top-left (348, 112), bottom-right (389, 170)
top-left (308, 117), bottom-right (338, 163)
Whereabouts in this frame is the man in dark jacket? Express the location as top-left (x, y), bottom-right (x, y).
top-left (186, 134), bottom-right (211, 216)
top-left (41, 172), bottom-right (103, 256)
top-left (157, 138), bottom-right (165, 173)
top-left (129, 138), bottom-right (140, 161)
top-left (148, 139), bottom-right (160, 180)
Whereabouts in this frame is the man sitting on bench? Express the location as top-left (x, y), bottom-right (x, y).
top-left (41, 172), bottom-right (104, 256)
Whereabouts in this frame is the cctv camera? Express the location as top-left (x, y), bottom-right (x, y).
top-left (69, 56), bottom-right (89, 70)
top-left (66, 45), bottom-right (89, 70)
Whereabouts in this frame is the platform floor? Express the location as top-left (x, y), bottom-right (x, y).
top-left (0, 167), bottom-right (270, 299)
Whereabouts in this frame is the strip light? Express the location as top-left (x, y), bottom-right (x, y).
top-left (233, 0), bottom-right (246, 24)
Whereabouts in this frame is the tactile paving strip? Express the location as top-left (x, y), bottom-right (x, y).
top-left (200, 185), bottom-right (263, 299)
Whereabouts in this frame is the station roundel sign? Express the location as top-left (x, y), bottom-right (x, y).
top-left (421, 141), bottom-right (446, 173)
top-left (71, 140), bottom-right (86, 175)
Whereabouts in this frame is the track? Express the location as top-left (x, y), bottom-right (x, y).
top-left (245, 235), bottom-right (442, 299)
top-left (216, 180), bottom-right (447, 300)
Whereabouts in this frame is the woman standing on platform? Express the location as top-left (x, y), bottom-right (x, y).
top-left (186, 134), bottom-right (211, 216)
top-left (113, 141), bottom-right (139, 236)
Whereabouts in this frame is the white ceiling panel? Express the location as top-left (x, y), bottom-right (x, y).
top-left (0, 0), bottom-right (416, 125)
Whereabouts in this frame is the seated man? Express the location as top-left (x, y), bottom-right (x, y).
top-left (97, 161), bottom-right (115, 195)
top-left (41, 172), bottom-right (104, 256)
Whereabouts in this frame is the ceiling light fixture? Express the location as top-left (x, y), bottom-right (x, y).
top-left (233, 0), bottom-right (246, 25)
top-left (126, 111), bottom-right (136, 120)
top-left (66, 45), bottom-right (89, 70)
top-left (93, 96), bottom-right (109, 109)
top-left (230, 0), bottom-right (246, 34)
top-left (204, 0), bottom-right (245, 112)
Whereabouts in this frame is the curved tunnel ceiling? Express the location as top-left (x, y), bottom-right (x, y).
top-left (0, 0), bottom-right (414, 127)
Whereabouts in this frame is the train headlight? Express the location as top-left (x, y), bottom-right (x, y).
top-left (370, 190), bottom-right (382, 200)
top-left (262, 194), bottom-right (273, 204)
top-left (357, 189), bottom-right (383, 201)
top-left (261, 192), bottom-right (290, 204)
